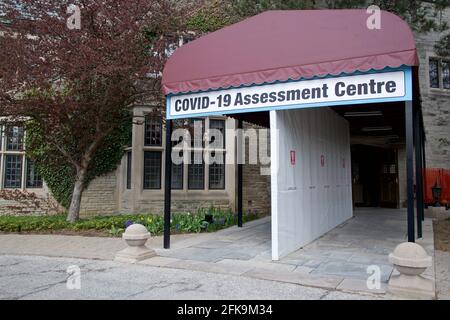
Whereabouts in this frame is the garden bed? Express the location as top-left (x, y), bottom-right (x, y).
top-left (0, 207), bottom-right (260, 237)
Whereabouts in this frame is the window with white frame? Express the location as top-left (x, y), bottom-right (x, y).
top-left (208, 119), bottom-right (226, 190)
top-left (188, 149), bottom-right (205, 189)
top-left (187, 118), bottom-right (205, 190)
top-left (171, 119), bottom-right (184, 190)
top-left (140, 116), bottom-right (227, 191)
top-left (186, 118), bottom-right (226, 190)
top-left (429, 57), bottom-right (450, 90)
top-left (143, 114), bottom-right (163, 189)
top-left (0, 124), bottom-right (43, 189)
top-left (143, 151), bottom-right (161, 189)
top-left (4, 154), bottom-right (23, 188)
top-left (144, 114), bottom-right (162, 146)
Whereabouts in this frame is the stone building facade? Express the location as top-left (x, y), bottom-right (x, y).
top-left (0, 88), bottom-right (272, 219)
top-left (0, 122), bottom-right (60, 216)
top-left (415, 7), bottom-right (450, 169)
top-left (0, 5), bottom-right (448, 216)
top-left (78, 109), bottom-right (272, 218)
top-left (396, 5), bottom-right (450, 207)
top-left (77, 4), bottom-right (449, 215)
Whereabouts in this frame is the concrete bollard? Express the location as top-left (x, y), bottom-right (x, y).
top-left (388, 242), bottom-right (435, 299)
top-left (114, 224), bottom-right (156, 263)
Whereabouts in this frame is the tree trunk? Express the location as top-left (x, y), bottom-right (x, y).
top-left (66, 168), bottom-right (87, 223)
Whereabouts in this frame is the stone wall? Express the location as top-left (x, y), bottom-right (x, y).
top-left (79, 171), bottom-right (118, 218)
top-left (243, 163), bottom-right (271, 216)
top-left (415, 6), bottom-right (450, 169)
top-left (242, 122), bottom-right (271, 217)
top-left (0, 169), bottom-right (119, 218)
top-left (119, 198), bottom-right (231, 215)
top-left (0, 189), bottom-right (60, 216)
top-left (79, 118), bottom-right (272, 218)
top-left (108, 108), bottom-right (238, 216)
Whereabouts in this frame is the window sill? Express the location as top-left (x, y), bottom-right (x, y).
top-left (137, 189), bottom-right (231, 201)
top-left (428, 88), bottom-right (450, 96)
top-left (0, 187), bottom-right (44, 191)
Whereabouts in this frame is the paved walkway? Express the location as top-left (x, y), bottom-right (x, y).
top-left (282, 208), bottom-right (435, 284)
top-left (0, 232), bottom-right (196, 260)
top-left (435, 250), bottom-right (450, 300)
top-left (153, 208), bottom-right (435, 296)
top-left (0, 255), bottom-right (378, 300)
top-left (0, 208), bottom-right (438, 299)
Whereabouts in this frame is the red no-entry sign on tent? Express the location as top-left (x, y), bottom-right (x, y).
top-left (290, 150), bottom-right (296, 165)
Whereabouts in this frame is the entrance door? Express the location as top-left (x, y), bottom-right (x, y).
top-left (351, 145), bottom-right (399, 208)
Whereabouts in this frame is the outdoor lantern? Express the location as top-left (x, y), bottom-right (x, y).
top-left (431, 183), bottom-right (442, 207)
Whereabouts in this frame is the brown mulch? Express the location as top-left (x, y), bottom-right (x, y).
top-left (434, 219), bottom-right (450, 252)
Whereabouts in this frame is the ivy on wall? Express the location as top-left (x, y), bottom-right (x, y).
top-left (182, 0), bottom-right (247, 34)
top-left (186, 10), bottom-right (231, 33)
top-left (25, 114), bottom-right (132, 209)
top-left (435, 34), bottom-right (450, 57)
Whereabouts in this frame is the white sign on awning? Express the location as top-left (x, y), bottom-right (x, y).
top-left (167, 68), bottom-right (412, 119)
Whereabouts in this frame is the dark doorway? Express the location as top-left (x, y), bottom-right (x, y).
top-left (351, 145), bottom-right (399, 208)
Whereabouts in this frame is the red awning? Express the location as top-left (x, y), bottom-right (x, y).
top-left (162, 10), bottom-right (418, 96)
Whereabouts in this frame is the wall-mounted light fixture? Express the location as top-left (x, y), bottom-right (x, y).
top-left (361, 126), bottom-right (392, 132)
top-left (344, 111), bottom-right (383, 117)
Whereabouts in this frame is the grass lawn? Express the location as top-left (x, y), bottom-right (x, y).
top-left (0, 208), bottom-right (260, 237)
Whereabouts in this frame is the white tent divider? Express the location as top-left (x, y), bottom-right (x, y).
top-left (270, 107), bottom-right (353, 260)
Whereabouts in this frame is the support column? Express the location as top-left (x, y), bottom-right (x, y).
top-left (405, 101), bottom-right (415, 242)
top-left (421, 113), bottom-right (427, 221)
top-left (414, 105), bottom-right (423, 239)
top-left (237, 119), bottom-right (243, 227)
top-left (163, 119), bottom-right (172, 249)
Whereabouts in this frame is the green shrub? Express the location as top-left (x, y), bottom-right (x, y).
top-left (0, 206), bottom-right (261, 236)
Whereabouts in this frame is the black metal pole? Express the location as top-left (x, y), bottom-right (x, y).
top-left (237, 119), bottom-right (243, 227)
top-left (414, 105), bottom-right (423, 239)
top-left (421, 111), bottom-right (427, 221)
top-left (163, 119), bottom-right (172, 249)
top-left (405, 101), bottom-right (415, 242)
top-left (419, 118), bottom-right (425, 221)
